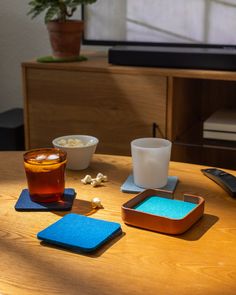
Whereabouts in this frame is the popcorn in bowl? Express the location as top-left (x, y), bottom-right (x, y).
top-left (52, 135), bottom-right (99, 170)
top-left (57, 138), bottom-right (86, 147)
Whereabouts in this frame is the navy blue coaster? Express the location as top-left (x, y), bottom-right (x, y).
top-left (15, 188), bottom-right (76, 211)
top-left (37, 213), bottom-right (122, 253)
top-left (121, 175), bottom-right (178, 194)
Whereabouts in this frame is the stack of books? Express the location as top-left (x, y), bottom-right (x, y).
top-left (203, 108), bottom-right (236, 141)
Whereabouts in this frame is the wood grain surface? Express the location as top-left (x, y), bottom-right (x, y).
top-left (23, 66), bottom-right (167, 154)
top-left (22, 51), bottom-right (236, 81)
top-left (0, 152), bottom-right (235, 295)
top-left (22, 52), bottom-right (236, 169)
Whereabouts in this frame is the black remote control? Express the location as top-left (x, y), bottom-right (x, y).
top-left (201, 168), bottom-right (236, 197)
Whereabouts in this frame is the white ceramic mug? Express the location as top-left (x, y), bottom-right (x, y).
top-left (131, 138), bottom-right (172, 188)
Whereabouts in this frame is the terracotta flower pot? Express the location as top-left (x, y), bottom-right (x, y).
top-left (47, 20), bottom-right (84, 60)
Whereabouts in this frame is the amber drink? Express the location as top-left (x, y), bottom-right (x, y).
top-left (24, 148), bottom-right (67, 203)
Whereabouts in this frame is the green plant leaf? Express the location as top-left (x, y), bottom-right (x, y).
top-left (45, 6), bottom-right (60, 23)
top-left (27, 0), bottom-right (98, 21)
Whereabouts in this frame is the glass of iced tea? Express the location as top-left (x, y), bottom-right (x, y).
top-left (23, 148), bottom-right (67, 203)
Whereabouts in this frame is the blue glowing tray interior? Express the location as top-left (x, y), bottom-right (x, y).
top-left (134, 195), bottom-right (197, 219)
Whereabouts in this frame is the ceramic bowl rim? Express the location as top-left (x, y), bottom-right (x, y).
top-left (52, 135), bottom-right (99, 149)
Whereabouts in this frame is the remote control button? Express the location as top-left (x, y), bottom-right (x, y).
top-left (204, 168), bottom-right (216, 173)
top-left (211, 169), bottom-right (221, 176)
top-left (219, 172), bottom-right (228, 176)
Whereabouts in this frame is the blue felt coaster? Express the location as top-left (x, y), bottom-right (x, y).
top-left (15, 188), bottom-right (76, 211)
top-left (121, 175), bottom-right (178, 193)
top-left (37, 213), bottom-right (122, 252)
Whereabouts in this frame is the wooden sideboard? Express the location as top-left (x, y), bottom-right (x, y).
top-left (22, 51), bottom-right (236, 169)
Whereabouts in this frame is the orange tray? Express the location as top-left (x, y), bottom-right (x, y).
top-left (121, 189), bottom-right (205, 235)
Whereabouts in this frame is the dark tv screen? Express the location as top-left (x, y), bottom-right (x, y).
top-left (82, 0), bottom-right (236, 48)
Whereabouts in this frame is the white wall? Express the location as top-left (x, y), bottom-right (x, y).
top-left (0, 0), bottom-right (51, 112)
top-left (0, 0), bottom-right (104, 113)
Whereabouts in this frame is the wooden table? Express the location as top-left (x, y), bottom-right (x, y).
top-left (0, 152), bottom-right (236, 295)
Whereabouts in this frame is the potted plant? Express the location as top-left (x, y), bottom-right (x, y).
top-left (28, 0), bottom-right (97, 60)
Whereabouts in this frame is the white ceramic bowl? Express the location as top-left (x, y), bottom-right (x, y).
top-left (52, 135), bottom-right (99, 170)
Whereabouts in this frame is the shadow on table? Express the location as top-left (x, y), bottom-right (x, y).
top-left (123, 213), bottom-right (219, 241)
top-left (176, 213), bottom-right (219, 241)
top-left (53, 199), bottom-right (101, 217)
top-left (39, 231), bottom-right (125, 258)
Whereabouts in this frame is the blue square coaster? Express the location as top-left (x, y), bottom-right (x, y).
top-left (15, 188), bottom-right (76, 211)
top-left (37, 213), bottom-right (122, 252)
top-left (121, 175), bottom-right (178, 193)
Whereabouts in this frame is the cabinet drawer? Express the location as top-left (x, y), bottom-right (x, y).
top-left (24, 68), bottom-right (167, 155)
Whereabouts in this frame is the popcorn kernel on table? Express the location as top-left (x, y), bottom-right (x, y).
top-left (81, 175), bottom-right (92, 184)
top-left (91, 178), bottom-right (102, 187)
top-left (91, 197), bottom-right (103, 209)
top-left (81, 173), bottom-right (108, 186)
